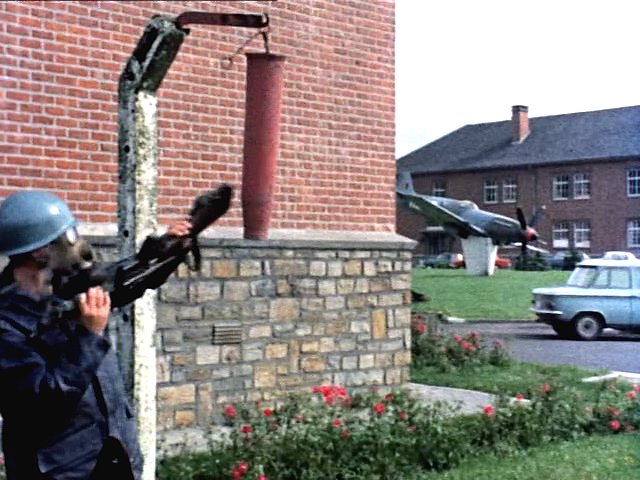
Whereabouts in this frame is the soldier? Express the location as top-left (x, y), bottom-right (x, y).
top-left (0, 190), bottom-right (188, 479)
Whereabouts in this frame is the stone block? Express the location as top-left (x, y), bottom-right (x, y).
top-left (266, 343), bottom-right (288, 359)
top-left (239, 259), bottom-right (262, 277)
top-left (377, 260), bottom-right (393, 273)
top-left (391, 274), bottom-right (411, 290)
top-left (196, 345), bottom-right (220, 365)
top-left (309, 261), bottom-right (326, 276)
top-left (172, 353), bottom-right (194, 366)
top-left (157, 355), bottom-right (171, 383)
top-left (319, 337), bottom-right (335, 352)
top-left (197, 383), bottom-right (212, 425)
top-left (371, 309), bottom-right (387, 340)
top-left (378, 293), bottom-right (403, 307)
top-left (158, 384), bottom-right (196, 406)
top-left (157, 304), bottom-right (178, 328)
top-left (212, 259), bottom-right (237, 278)
top-left (385, 368), bottom-right (403, 385)
top-left (325, 296), bottom-right (345, 310)
top-left (270, 298), bottom-right (300, 321)
top-left (342, 356), bottom-right (358, 370)
top-left (293, 278), bottom-right (317, 295)
top-left (370, 278), bottom-right (390, 292)
top-left (160, 281), bottom-right (188, 303)
top-left (301, 297), bottom-right (324, 311)
top-left (276, 279), bottom-right (293, 296)
top-left (359, 354), bottom-right (375, 369)
top-left (394, 350), bottom-right (411, 366)
top-left (301, 341), bottom-right (320, 353)
top-left (327, 260), bottom-right (343, 277)
top-left (351, 320), bottom-right (370, 334)
top-left (272, 259), bottom-right (308, 276)
top-left (346, 295), bottom-right (366, 308)
top-left (254, 365), bottom-right (277, 388)
top-left (301, 356), bottom-right (325, 372)
top-left (176, 305), bottom-right (204, 321)
top-left (344, 259), bottom-right (362, 276)
top-left (250, 279), bottom-right (276, 297)
top-left (375, 353), bottom-right (393, 368)
top-left (363, 260), bottom-right (377, 276)
top-left (336, 279), bottom-right (355, 294)
top-left (248, 324), bottom-right (272, 339)
top-left (221, 345), bottom-right (241, 363)
top-left (317, 279), bottom-right (336, 296)
top-left (190, 281), bottom-right (222, 302)
top-left (223, 281), bottom-right (250, 301)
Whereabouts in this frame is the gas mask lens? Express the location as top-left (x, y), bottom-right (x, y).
top-left (64, 227), bottom-right (79, 245)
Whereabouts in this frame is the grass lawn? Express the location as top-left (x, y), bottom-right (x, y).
top-left (411, 268), bottom-right (571, 320)
top-left (418, 434), bottom-right (640, 480)
top-left (411, 361), bottom-right (607, 398)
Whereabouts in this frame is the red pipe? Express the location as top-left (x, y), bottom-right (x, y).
top-left (241, 53), bottom-right (285, 240)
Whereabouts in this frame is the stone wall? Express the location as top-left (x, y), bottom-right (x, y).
top-left (150, 230), bottom-right (414, 451)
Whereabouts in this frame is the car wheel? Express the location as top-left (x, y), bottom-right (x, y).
top-left (571, 314), bottom-right (603, 341)
top-left (551, 322), bottom-right (572, 338)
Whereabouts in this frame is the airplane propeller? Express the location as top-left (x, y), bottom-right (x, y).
top-left (515, 206), bottom-right (540, 257)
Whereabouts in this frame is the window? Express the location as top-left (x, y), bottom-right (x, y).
top-left (553, 175), bottom-right (570, 200)
top-left (502, 178), bottom-right (517, 203)
top-left (628, 169), bottom-right (640, 197)
top-left (573, 173), bottom-right (591, 199)
top-left (628, 219), bottom-right (640, 248)
top-left (484, 179), bottom-right (498, 204)
top-left (574, 221), bottom-right (591, 249)
top-left (432, 181), bottom-right (446, 197)
top-left (552, 222), bottom-right (569, 248)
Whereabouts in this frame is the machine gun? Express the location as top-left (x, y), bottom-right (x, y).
top-left (52, 184), bottom-right (233, 309)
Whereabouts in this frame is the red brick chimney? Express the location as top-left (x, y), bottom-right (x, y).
top-left (511, 105), bottom-right (530, 143)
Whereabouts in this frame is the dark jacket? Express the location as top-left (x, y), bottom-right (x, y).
top-left (0, 286), bottom-right (142, 479)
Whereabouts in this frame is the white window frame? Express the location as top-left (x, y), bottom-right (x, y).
top-left (552, 222), bottom-right (569, 249)
top-left (628, 169), bottom-right (640, 197)
top-left (484, 179), bottom-right (498, 204)
top-left (628, 219), bottom-right (640, 248)
top-left (432, 181), bottom-right (446, 197)
top-left (573, 221), bottom-right (591, 249)
top-left (573, 173), bottom-right (591, 199)
top-left (553, 175), bottom-right (570, 200)
top-left (502, 178), bottom-right (517, 203)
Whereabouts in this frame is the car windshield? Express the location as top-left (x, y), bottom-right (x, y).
top-left (567, 266), bottom-right (597, 287)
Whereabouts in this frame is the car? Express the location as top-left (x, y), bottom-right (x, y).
top-left (452, 255), bottom-right (512, 269)
top-left (531, 252), bottom-right (640, 340)
top-left (421, 252), bottom-right (463, 268)
top-left (545, 250), bottom-right (590, 270)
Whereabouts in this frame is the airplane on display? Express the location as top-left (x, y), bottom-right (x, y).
top-left (396, 171), bottom-right (545, 275)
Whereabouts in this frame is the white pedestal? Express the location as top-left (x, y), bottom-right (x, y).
top-left (461, 237), bottom-right (497, 276)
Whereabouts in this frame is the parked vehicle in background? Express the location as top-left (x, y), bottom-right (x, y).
top-left (419, 252), bottom-right (463, 268)
top-left (452, 255), bottom-right (512, 269)
top-left (545, 250), bottom-right (590, 270)
top-left (531, 252), bottom-right (640, 340)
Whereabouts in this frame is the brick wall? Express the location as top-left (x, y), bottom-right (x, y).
top-left (0, 0), bottom-right (395, 231)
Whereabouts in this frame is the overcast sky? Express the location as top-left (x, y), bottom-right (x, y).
top-left (395, 0), bottom-right (640, 158)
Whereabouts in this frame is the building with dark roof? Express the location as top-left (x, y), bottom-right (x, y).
top-left (397, 105), bottom-right (640, 258)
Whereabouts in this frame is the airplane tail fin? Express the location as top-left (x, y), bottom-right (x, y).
top-left (396, 171), bottom-right (416, 195)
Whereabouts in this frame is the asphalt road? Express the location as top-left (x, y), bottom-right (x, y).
top-left (441, 322), bottom-right (640, 373)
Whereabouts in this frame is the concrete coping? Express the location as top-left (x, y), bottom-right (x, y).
top-left (79, 224), bottom-right (417, 251)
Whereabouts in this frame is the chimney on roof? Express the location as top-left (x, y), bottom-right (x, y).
top-left (511, 105), bottom-right (530, 143)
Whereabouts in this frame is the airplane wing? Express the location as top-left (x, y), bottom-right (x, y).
top-left (396, 172), bottom-right (487, 238)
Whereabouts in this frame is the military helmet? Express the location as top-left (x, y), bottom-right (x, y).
top-left (0, 190), bottom-right (77, 256)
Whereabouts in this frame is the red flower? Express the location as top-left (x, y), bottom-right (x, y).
top-left (374, 403), bottom-right (385, 414)
top-left (332, 418), bottom-right (341, 427)
top-left (241, 424), bottom-right (252, 434)
top-left (398, 411), bottom-right (408, 421)
top-left (542, 384), bottom-right (550, 392)
top-left (516, 393), bottom-right (524, 401)
top-left (626, 391), bottom-right (637, 400)
top-left (453, 334), bottom-right (463, 343)
top-left (263, 408), bottom-right (273, 417)
top-left (610, 420), bottom-right (621, 431)
top-left (483, 405), bottom-right (494, 416)
top-left (417, 323), bottom-right (426, 334)
top-left (258, 476), bottom-right (267, 480)
top-left (341, 430), bottom-right (350, 439)
top-left (225, 405), bottom-right (236, 419)
top-left (461, 341), bottom-right (472, 350)
top-left (384, 393), bottom-right (393, 402)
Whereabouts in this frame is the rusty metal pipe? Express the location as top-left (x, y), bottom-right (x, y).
top-left (241, 53), bottom-right (285, 240)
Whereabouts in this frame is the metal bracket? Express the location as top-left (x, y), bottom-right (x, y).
top-left (175, 12), bottom-right (269, 30)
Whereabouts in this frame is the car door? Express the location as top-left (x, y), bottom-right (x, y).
top-left (632, 267), bottom-right (640, 326)
top-left (591, 267), bottom-right (633, 326)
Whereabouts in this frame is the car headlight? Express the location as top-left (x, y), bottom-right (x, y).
top-left (535, 295), bottom-right (555, 310)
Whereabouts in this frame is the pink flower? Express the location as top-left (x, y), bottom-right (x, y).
top-left (633, 384), bottom-right (640, 392)
top-left (626, 391), bottom-right (636, 400)
top-left (263, 408), bottom-right (273, 417)
top-left (384, 393), bottom-right (393, 402)
top-left (398, 411), bottom-right (408, 421)
top-left (483, 405), bottom-right (494, 416)
top-left (516, 393), bottom-right (524, 401)
top-left (461, 341), bottom-right (472, 351)
top-left (332, 418), bottom-right (341, 427)
top-left (259, 476), bottom-right (268, 480)
top-left (374, 403), bottom-right (385, 414)
top-left (542, 384), bottom-right (550, 392)
top-left (225, 405), bottom-right (236, 419)
top-left (610, 420), bottom-right (621, 431)
top-left (417, 323), bottom-right (426, 334)
top-left (453, 334), bottom-right (463, 343)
